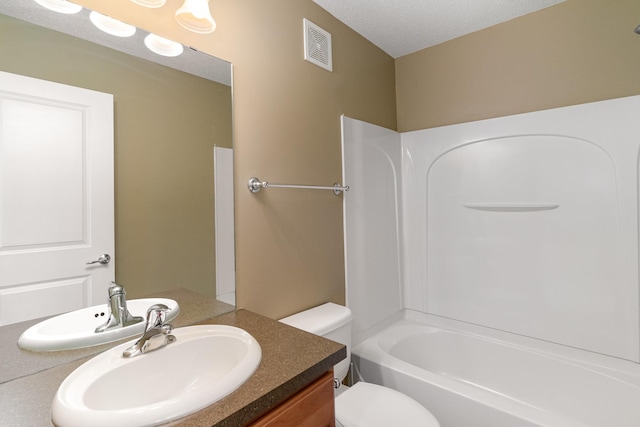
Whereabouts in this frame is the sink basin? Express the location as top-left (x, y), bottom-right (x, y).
top-left (18, 298), bottom-right (179, 351)
top-left (52, 325), bottom-right (262, 427)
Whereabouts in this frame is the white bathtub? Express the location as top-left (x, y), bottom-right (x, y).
top-left (352, 310), bottom-right (640, 427)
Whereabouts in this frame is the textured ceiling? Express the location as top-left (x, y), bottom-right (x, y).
top-left (313, 0), bottom-right (566, 58)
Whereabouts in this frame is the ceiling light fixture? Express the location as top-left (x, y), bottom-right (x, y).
top-left (144, 33), bottom-right (184, 57)
top-left (131, 0), bottom-right (166, 8)
top-left (175, 0), bottom-right (216, 34)
top-left (33, 0), bottom-right (82, 14)
top-left (89, 12), bottom-right (136, 37)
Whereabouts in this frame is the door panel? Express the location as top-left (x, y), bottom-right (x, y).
top-left (0, 276), bottom-right (88, 325)
top-left (0, 71), bottom-right (114, 326)
top-left (2, 98), bottom-right (84, 247)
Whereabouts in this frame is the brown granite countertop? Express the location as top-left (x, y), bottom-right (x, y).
top-left (0, 290), bottom-right (345, 426)
top-left (166, 310), bottom-right (345, 426)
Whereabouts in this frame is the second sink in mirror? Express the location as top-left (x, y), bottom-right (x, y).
top-left (18, 298), bottom-right (180, 352)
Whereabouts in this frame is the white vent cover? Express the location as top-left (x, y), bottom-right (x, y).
top-left (303, 18), bottom-right (332, 71)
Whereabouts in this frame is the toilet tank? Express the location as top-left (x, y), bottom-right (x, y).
top-left (279, 302), bottom-right (352, 382)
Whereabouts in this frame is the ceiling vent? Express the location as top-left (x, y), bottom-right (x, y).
top-left (303, 18), bottom-right (332, 72)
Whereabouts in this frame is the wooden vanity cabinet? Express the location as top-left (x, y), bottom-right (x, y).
top-left (248, 370), bottom-right (335, 427)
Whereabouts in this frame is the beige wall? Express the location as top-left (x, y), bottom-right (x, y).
top-left (67, 0), bottom-right (397, 318)
top-left (396, 0), bottom-right (640, 131)
top-left (0, 14), bottom-right (232, 299)
top-left (10, 0), bottom-right (637, 320)
top-left (225, 1), bottom-right (396, 319)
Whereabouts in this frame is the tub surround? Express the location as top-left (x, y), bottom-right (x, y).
top-left (343, 96), bottom-right (640, 359)
top-left (341, 96), bottom-right (640, 426)
top-left (0, 289), bottom-right (345, 426)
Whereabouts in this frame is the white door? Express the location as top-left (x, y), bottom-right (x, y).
top-left (0, 71), bottom-right (114, 326)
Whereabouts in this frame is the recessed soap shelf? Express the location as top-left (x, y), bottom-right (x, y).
top-left (463, 203), bottom-right (559, 212)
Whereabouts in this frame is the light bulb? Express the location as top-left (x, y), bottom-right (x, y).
top-left (175, 0), bottom-right (216, 34)
top-left (89, 12), bottom-right (136, 37)
top-left (144, 33), bottom-right (184, 57)
top-left (33, 0), bottom-right (82, 14)
top-left (131, 0), bottom-right (166, 8)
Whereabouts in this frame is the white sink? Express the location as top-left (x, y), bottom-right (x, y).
top-left (18, 298), bottom-right (179, 351)
top-left (52, 324), bottom-right (262, 427)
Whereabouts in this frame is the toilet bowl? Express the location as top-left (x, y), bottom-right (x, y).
top-left (280, 303), bottom-right (440, 427)
top-left (335, 382), bottom-right (439, 427)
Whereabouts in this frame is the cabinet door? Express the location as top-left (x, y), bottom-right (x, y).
top-left (249, 370), bottom-right (335, 427)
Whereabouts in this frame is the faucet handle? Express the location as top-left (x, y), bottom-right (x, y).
top-left (107, 282), bottom-right (125, 297)
top-left (122, 306), bottom-right (175, 358)
top-left (145, 304), bottom-right (171, 330)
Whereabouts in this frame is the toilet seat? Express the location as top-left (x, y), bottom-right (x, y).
top-left (335, 382), bottom-right (440, 427)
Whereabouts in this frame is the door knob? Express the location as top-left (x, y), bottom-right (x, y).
top-left (86, 254), bottom-right (111, 265)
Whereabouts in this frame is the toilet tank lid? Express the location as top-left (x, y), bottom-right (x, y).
top-left (279, 302), bottom-right (352, 336)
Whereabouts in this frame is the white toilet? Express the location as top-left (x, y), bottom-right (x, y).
top-left (280, 303), bottom-right (440, 427)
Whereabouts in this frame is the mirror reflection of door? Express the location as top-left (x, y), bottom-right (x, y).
top-left (0, 3), bottom-right (234, 310)
top-left (0, 71), bottom-right (114, 326)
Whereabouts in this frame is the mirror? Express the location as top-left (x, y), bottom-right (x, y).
top-left (0, 1), bottom-right (235, 313)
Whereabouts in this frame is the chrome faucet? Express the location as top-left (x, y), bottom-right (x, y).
top-left (122, 304), bottom-right (176, 358)
top-left (95, 282), bottom-right (143, 333)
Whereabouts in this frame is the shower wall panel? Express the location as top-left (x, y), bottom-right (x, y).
top-left (402, 96), bottom-right (640, 361)
top-left (341, 116), bottom-right (403, 336)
